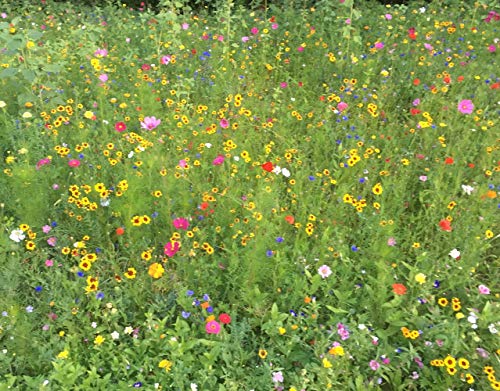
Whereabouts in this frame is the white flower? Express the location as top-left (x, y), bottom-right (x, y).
top-left (111, 331), bottom-right (120, 340)
top-left (272, 165), bottom-right (281, 175)
top-left (448, 248), bottom-right (461, 259)
top-left (281, 168), bottom-right (291, 177)
top-left (461, 184), bottom-right (474, 195)
top-left (190, 384), bottom-right (198, 391)
top-left (419, 7), bottom-right (426, 13)
top-left (91, 322), bottom-right (97, 328)
top-left (124, 326), bottom-right (134, 335)
top-left (100, 198), bottom-right (110, 207)
top-left (488, 324), bottom-right (498, 334)
top-left (9, 229), bottom-right (25, 242)
top-left (204, 143), bottom-right (212, 148)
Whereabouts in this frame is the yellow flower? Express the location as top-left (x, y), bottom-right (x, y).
top-left (158, 359), bottom-right (172, 372)
top-left (57, 350), bottom-right (69, 359)
top-left (278, 327), bottom-right (286, 335)
top-left (485, 229), bottom-right (494, 239)
top-left (329, 345), bottom-right (345, 356)
top-left (322, 357), bottom-right (332, 368)
top-left (148, 262), bottom-right (165, 279)
top-left (415, 273), bottom-right (426, 284)
top-left (94, 335), bottom-right (105, 345)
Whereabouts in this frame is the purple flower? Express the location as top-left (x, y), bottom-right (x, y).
top-left (140, 116), bottom-right (161, 130)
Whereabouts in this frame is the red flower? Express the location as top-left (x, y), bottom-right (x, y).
top-left (116, 227), bottom-right (125, 236)
top-left (444, 157), bottom-right (454, 165)
top-left (262, 162), bottom-right (274, 172)
top-left (439, 219), bottom-right (452, 232)
top-left (413, 78), bottom-right (420, 86)
top-left (219, 313), bottom-right (231, 324)
top-left (392, 283), bottom-right (407, 295)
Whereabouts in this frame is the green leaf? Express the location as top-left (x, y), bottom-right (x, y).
top-left (1, 67), bottom-right (18, 78)
top-left (326, 305), bottom-right (348, 314)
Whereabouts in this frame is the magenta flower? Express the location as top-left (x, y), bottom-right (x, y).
top-left (458, 99), bottom-right (474, 114)
top-left (219, 118), bottom-right (229, 128)
top-left (173, 218), bottom-right (189, 230)
top-left (212, 155), bottom-right (225, 166)
top-left (250, 27), bottom-right (259, 35)
top-left (68, 159), bottom-right (81, 168)
top-left (205, 320), bottom-right (221, 334)
top-left (36, 157), bottom-right (51, 170)
top-left (164, 241), bottom-right (180, 257)
top-left (140, 116), bottom-right (161, 130)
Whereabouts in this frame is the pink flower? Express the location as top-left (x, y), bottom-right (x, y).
top-left (164, 241), bottom-right (180, 257)
top-left (488, 44), bottom-right (496, 53)
top-left (115, 121), bottom-right (127, 132)
top-left (98, 74), bottom-right (108, 83)
top-left (140, 116), bottom-right (161, 130)
top-left (374, 42), bottom-right (384, 49)
top-left (173, 217), bottom-right (189, 230)
top-left (458, 99), bottom-right (474, 114)
top-left (160, 55), bottom-right (171, 65)
top-left (297, 46), bottom-right (304, 52)
top-left (280, 82), bottom-right (288, 88)
top-left (337, 102), bottom-right (348, 112)
top-left (36, 158), bottom-right (51, 170)
top-left (181, 22), bottom-right (189, 30)
top-left (205, 320), bottom-right (221, 334)
top-left (271, 23), bottom-right (278, 29)
top-left (94, 48), bottom-right (108, 57)
top-left (42, 225), bottom-right (52, 234)
top-left (385, 14), bottom-right (392, 20)
top-left (45, 259), bottom-right (54, 267)
top-left (179, 159), bottom-right (187, 168)
top-left (242, 36), bottom-right (249, 42)
top-left (212, 155), bottom-right (225, 166)
top-left (318, 265), bottom-right (332, 279)
top-left (419, 175), bottom-right (427, 182)
top-left (68, 159), bottom-right (80, 168)
top-left (250, 27), bottom-right (259, 35)
top-left (219, 118), bottom-right (229, 128)
top-left (47, 237), bottom-right (57, 247)
top-left (369, 360), bottom-right (380, 370)
top-left (387, 237), bottom-right (396, 246)
top-left (478, 284), bottom-right (490, 294)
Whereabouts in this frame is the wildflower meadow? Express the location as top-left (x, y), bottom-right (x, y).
top-left (0, 0), bottom-right (499, 389)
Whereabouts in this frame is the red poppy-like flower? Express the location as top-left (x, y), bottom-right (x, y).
top-left (262, 162), bottom-right (274, 172)
top-left (439, 219), bottom-right (452, 232)
top-left (219, 313), bottom-right (231, 324)
top-left (392, 283), bottom-right (407, 295)
top-left (444, 157), bottom-right (454, 165)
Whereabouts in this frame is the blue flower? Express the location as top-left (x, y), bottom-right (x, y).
top-left (181, 311), bottom-right (191, 319)
top-left (35, 286), bottom-right (42, 292)
top-left (96, 292), bottom-right (104, 300)
top-left (186, 290), bottom-right (194, 296)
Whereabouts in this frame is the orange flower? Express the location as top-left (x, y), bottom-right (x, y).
top-left (392, 283), bottom-right (407, 295)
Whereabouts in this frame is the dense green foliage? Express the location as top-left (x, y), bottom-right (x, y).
top-left (0, 0), bottom-right (498, 389)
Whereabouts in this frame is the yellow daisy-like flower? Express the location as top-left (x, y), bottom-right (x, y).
top-left (56, 350), bottom-right (69, 359)
top-left (158, 359), bottom-right (172, 372)
top-left (94, 335), bottom-right (105, 345)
